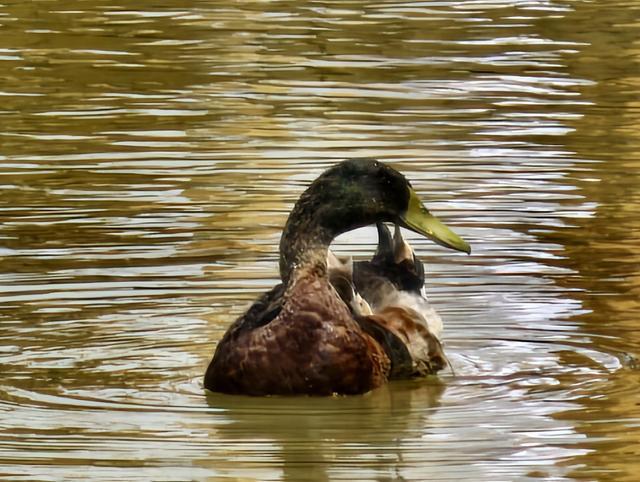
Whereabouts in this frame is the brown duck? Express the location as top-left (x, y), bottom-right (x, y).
top-left (204, 158), bottom-right (470, 396)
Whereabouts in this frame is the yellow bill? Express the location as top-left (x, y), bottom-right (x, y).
top-left (400, 189), bottom-right (471, 254)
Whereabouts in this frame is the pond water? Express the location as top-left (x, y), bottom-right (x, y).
top-left (1, 1), bottom-right (640, 480)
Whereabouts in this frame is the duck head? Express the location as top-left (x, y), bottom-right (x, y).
top-left (280, 158), bottom-right (470, 281)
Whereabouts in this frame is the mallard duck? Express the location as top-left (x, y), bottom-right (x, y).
top-left (204, 158), bottom-right (469, 396)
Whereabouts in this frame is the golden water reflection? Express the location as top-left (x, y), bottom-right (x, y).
top-left (1, 0), bottom-right (640, 480)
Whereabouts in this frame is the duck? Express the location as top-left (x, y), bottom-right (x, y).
top-left (327, 241), bottom-right (448, 379)
top-left (204, 158), bottom-right (470, 396)
top-left (352, 223), bottom-right (448, 376)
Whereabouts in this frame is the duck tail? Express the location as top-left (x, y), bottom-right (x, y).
top-left (374, 222), bottom-right (393, 260)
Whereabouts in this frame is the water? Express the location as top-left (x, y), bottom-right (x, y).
top-left (1, 1), bottom-right (639, 480)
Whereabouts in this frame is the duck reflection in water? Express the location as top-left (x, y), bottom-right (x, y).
top-left (204, 158), bottom-right (470, 395)
top-left (203, 380), bottom-right (446, 480)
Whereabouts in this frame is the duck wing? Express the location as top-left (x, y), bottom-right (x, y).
top-left (366, 307), bottom-right (447, 377)
top-left (354, 315), bottom-right (414, 378)
top-left (205, 276), bottom-right (391, 395)
top-left (228, 282), bottom-right (286, 334)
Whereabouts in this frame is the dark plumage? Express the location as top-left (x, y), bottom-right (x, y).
top-left (347, 223), bottom-right (447, 377)
top-left (204, 158), bottom-right (468, 396)
top-left (353, 223), bottom-right (425, 307)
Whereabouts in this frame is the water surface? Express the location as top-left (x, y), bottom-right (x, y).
top-left (1, 1), bottom-right (640, 480)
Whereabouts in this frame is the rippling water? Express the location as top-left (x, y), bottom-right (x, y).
top-left (1, 1), bottom-right (640, 480)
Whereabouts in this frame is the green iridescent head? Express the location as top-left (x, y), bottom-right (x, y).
top-left (279, 158), bottom-right (470, 279)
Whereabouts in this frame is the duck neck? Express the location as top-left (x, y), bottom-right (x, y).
top-left (279, 207), bottom-right (334, 285)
